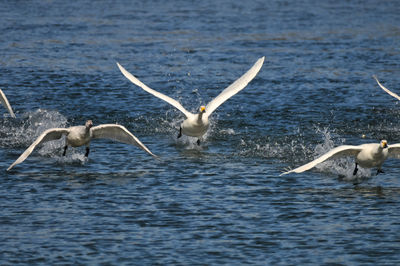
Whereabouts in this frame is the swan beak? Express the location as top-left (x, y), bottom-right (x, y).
top-left (200, 106), bottom-right (206, 113)
top-left (381, 140), bottom-right (388, 148)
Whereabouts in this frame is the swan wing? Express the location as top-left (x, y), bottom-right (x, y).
top-left (117, 62), bottom-right (192, 118)
top-left (280, 145), bottom-right (362, 176)
top-left (91, 124), bottom-right (157, 158)
top-left (388, 143), bottom-right (400, 158)
top-left (0, 89), bottom-right (16, 118)
top-left (7, 128), bottom-right (69, 171)
top-left (373, 75), bottom-right (400, 101)
top-left (205, 56), bottom-right (265, 115)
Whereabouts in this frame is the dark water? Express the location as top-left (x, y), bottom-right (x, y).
top-left (1, 0), bottom-right (400, 264)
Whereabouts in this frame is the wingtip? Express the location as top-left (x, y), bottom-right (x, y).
top-left (116, 62), bottom-right (127, 72)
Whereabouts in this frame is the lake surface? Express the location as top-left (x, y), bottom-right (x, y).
top-left (1, 0), bottom-right (400, 264)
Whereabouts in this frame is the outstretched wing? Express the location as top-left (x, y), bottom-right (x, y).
top-left (117, 62), bottom-right (192, 118)
top-left (388, 143), bottom-right (400, 158)
top-left (91, 124), bottom-right (157, 158)
top-left (7, 128), bottom-right (69, 171)
top-left (0, 89), bottom-right (16, 118)
top-left (280, 145), bottom-right (362, 176)
top-left (205, 56), bottom-right (265, 115)
top-left (373, 75), bottom-right (400, 101)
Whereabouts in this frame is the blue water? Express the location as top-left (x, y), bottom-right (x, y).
top-left (1, 0), bottom-right (400, 264)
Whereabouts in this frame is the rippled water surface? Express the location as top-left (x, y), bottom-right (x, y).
top-left (1, 0), bottom-right (400, 264)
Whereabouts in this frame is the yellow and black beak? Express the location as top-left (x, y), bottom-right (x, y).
top-left (200, 106), bottom-right (206, 113)
top-left (381, 140), bottom-right (388, 148)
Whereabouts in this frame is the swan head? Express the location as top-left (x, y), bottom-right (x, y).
top-left (85, 120), bottom-right (93, 129)
top-left (199, 106), bottom-right (206, 113)
top-left (380, 140), bottom-right (388, 149)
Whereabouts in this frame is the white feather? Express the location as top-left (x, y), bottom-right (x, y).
top-left (281, 141), bottom-right (396, 176)
top-left (0, 89), bottom-right (16, 118)
top-left (373, 75), bottom-right (400, 101)
top-left (117, 57), bottom-right (265, 140)
top-left (7, 122), bottom-right (156, 171)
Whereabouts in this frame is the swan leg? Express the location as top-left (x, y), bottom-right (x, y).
top-left (377, 168), bottom-right (384, 175)
top-left (196, 139), bottom-right (201, 146)
top-left (85, 146), bottom-right (90, 157)
top-left (353, 163), bottom-right (358, 176)
top-left (177, 127), bottom-right (182, 139)
top-left (63, 145), bottom-right (68, 156)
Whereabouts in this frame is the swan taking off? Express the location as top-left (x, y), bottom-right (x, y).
top-left (0, 89), bottom-right (16, 118)
top-left (117, 57), bottom-right (265, 145)
top-left (7, 120), bottom-right (157, 171)
top-left (373, 75), bottom-right (400, 101)
top-left (281, 140), bottom-right (400, 176)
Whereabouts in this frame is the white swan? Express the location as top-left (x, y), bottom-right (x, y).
top-left (0, 89), bottom-right (16, 118)
top-left (7, 120), bottom-right (157, 171)
top-left (373, 75), bottom-right (400, 101)
top-left (280, 140), bottom-right (400, 176)
top-left (117, 57), bottom-right (265, 145)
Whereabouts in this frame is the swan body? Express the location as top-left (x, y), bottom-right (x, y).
top-left (180, 106), bottom-right (209, 138)
top-left (117, 56), bottom-right (265, 144)
top-left (7, 120), bottom-right (156, 171)
top-left (0, 89), bottom-right (16, 118)
top-left (65, 124), bottom-right (91, 147)
top-left (281, 140), bottom-right (400, 176)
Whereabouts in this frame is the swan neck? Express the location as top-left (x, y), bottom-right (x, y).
top-left (198, 112), bottom-right (204, 121)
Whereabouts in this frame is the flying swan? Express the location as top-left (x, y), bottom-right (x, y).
top-left (0, 89), bottom-right (16, 118)
top-left (373, 75), bottom-right (400, 101)
top-left (117, 57), bottom-right (265, 145)
top-left (280, 140), bottom-right (400, 176)
top-left (7, 120), bottom-right (157, 171)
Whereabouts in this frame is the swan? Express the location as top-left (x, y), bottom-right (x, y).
top-left (7, 120), bottom-right (157, 171)
top-left (373, 75), bottom-right (400, 101)
top-left (117, 57), bottom-right (265, 145)
top-left (280, 140), bottom-right (400, 176)
top-left (0, 89), bottom-right (16, 118)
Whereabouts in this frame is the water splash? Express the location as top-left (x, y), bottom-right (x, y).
top-left (150, 110), bottom-right (222, 149)
top-left (1, 109), bottom-right (87, 165)
top-left (236, 130), bottom-right (310, 160)
top-left (219, 128), bottom-right (235, 135)
top-left (292, 127), bottom-right (371, 180)
top-left (54, 151), bottom-right (88, 165)
top-left (235, 126), bottom-right (372, 180)
top-left (0, 109), bottom-right (68, 148)
top-left (311, 128), bottom-right (370, 179)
